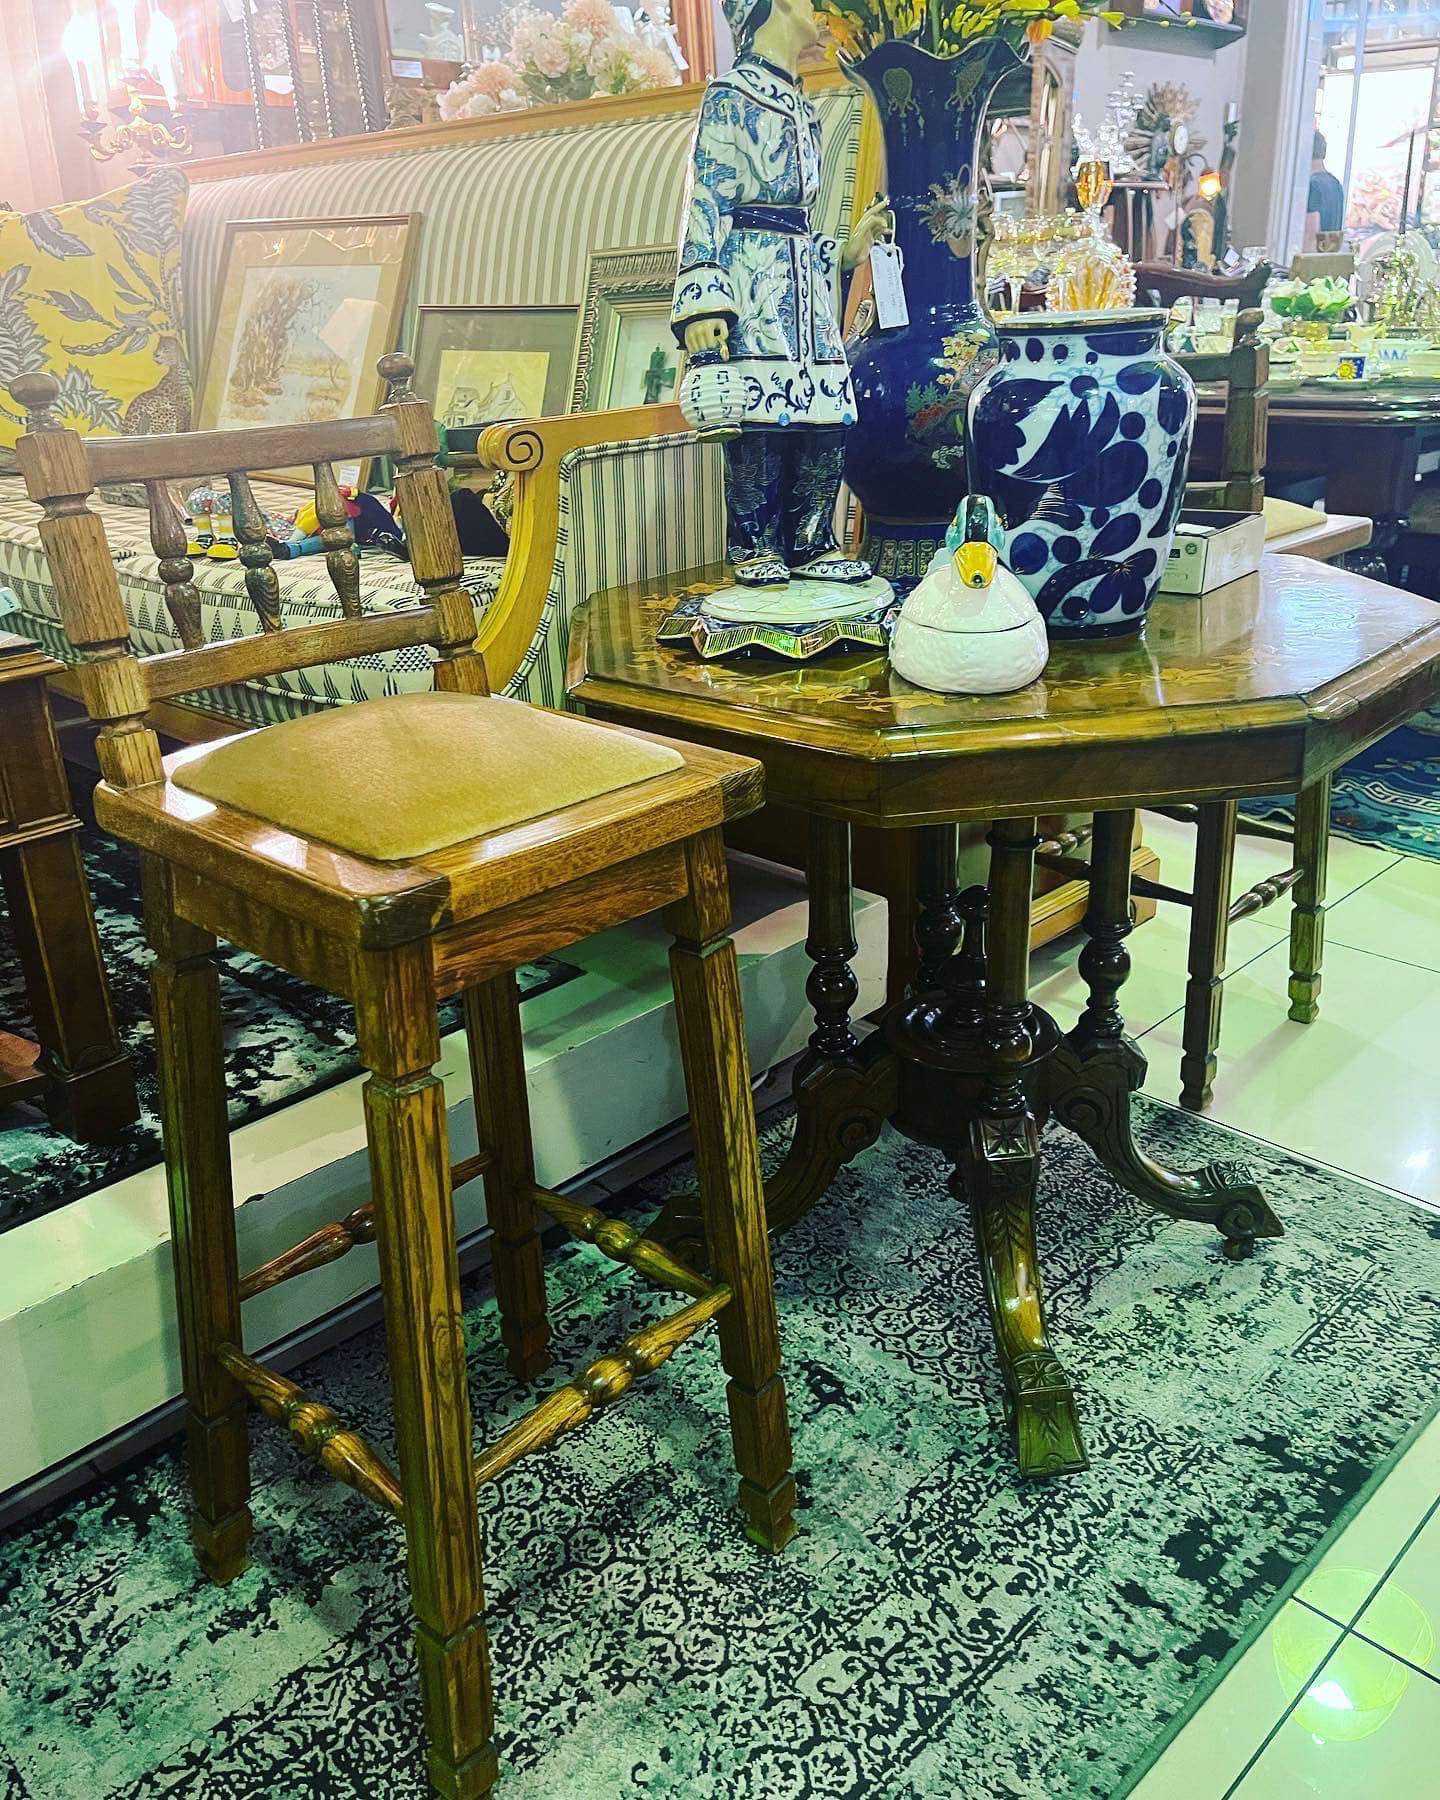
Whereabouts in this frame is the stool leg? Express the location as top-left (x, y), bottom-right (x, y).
top-left (666, 831), bottom-right (797, 1554)
top-left (144, 858), bottom-right (251, 1583)
top-left (1289, 775), bottom-right (1331, 1024)
top-left (1179, 801), bottom-right (1237, 1113)
top-left (464, 974), bottom-right (551, 1382)
top-left (358, 946), bottom-right (497, 1800)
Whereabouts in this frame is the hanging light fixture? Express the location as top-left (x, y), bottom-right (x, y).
top-left (64, 1), bottom-right (192, 165)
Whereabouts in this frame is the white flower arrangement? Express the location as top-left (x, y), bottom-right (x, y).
top-left (438, 0), bottom-right (681, 120)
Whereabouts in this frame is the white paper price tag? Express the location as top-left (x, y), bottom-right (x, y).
top-left (869, 241), bottom-right (909, 330)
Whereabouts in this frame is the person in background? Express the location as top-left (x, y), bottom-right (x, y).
top-left (1305, 129), bottom-right (1346, 252)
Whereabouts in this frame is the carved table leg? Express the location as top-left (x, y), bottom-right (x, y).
top-left (1288, 774), bottom-right (1331, 1024)
top-left (955, 817), bottom-right (1086, 1479)
top-left (764, 814), bottom-right (896, 1237)
top-left (1046, 810), bottom-right (1283, 1259)
top-left (1180, 800), bottom-right (1237, 1112)
top-left (649, 814), bottom-right (896, 1261)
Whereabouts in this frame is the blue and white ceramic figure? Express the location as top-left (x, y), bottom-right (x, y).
top-left (965, 309), bottom-right (1197, 639)
top-left (670, 0), bottom-right (892, 589)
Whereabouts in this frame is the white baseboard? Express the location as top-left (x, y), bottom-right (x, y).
top-left (0, 855), bottom-right (886, 1498)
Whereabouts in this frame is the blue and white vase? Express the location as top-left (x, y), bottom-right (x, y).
top-left (842, 38), bottom-right (1022, 589)
top-left (965, 309), bottom-right (1196, 639)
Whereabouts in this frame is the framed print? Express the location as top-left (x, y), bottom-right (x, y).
top-left (412, 306), bottom-right (580, 435)
top-left (196, 213), bottom-right (420, 485)
top-left (571, 244), bottom-right (682, 412)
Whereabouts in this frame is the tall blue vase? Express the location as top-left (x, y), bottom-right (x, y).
top-left (843, 38), bottom-right (1021, 589)
top-left (966, 310), bottom-right (1197, 639)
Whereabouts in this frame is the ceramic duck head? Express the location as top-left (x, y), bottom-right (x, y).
top-left (889, 497), bottom-right (1050, 695)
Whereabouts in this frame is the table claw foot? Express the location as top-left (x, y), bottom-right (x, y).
top-left (1206, 1161), bottom-right (1285, 1260)
top-left (1009, 1353), bottom-right (1089, 1480)
top-left (955, 1116), bottom-right (1088, 1481)
top-left (1047, 1042), bottom-right (1284, 1252)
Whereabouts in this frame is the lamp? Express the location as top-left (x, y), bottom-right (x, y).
top-left (64, 1), bottom-right (191, 166)
top-left (1197, 169), bottom-right (1223, 202)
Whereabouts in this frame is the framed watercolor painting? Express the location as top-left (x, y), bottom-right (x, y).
top-left (412, 306), bottom-right (580, 435)
top-left (571, 244), bottom-right (682, 412)
top-left (196, 213), bottom-right (420, 484)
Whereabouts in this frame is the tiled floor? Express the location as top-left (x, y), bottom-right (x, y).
top-left (1084, 813), bottom-right (1440, 1798)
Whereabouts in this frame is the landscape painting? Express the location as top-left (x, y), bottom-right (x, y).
top-left (412, 306), bottom-right (579, 433)
top-left (197, 214), bottom-right (418, 482)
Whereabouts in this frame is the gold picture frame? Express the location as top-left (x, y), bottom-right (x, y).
top-left (196, 213), bottom-right (421, 485)
top-left (571, 244), bottom-right (683, 412)
top-left (412, 305), bottom-right (581, 433)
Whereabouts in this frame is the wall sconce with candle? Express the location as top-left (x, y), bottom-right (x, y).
top-left (63, 1), bottom-right (191, 167)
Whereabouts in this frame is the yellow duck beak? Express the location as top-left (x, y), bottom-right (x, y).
top-left (954, 541), bottom-right (997, 589)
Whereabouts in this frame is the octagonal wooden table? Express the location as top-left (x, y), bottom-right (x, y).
top-left (568, 557), bottom-right (1440, 1479)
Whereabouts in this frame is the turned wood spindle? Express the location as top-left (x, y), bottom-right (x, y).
top-left (146, 480), bottom-right (204, 650)
top-left (913, 825), bottom-right (965, 994)
top-left (228, 471), bottom-right (283, 633)
top-left (803, 815), bottom-right (860, 1062)
top-left (10, 372), bottom-right (62, 433)
top-left (980, 818), bottom-right (1042, 1117)
top-left (312, 459), bottom-right (363, 619)
top-left (1072, 809), bottom-right (1136, 1052)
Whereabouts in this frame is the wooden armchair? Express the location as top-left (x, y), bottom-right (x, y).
top-left (11, 357), bottom-right (795, 1798)
top-left (1178, 305), bottom-right (1269, 515)
top-left (1136, 260), bottom-right (1274, 312)
top-left (1128, 315), bottom-right (1331, 1109)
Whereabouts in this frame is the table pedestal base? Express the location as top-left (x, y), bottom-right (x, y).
top-left (651, 809), bottom-right (1283, 1479)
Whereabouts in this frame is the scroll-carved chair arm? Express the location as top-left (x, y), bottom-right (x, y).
top-left (467, 403), bottom-right (691, 693)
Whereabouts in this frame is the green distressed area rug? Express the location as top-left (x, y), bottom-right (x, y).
top-left (1, 1102), bottom-right (1437, 1798)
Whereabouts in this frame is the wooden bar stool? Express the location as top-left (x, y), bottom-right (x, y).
top-left (12, 357), bottom-right (795, 1799)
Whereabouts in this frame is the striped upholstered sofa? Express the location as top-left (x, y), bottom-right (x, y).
top-left (0, 80), bottom-right (865, 732)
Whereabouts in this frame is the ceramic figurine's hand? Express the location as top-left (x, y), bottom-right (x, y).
top-left (684, 318), bottom-right (729, 359)
top-left (842, 197), bottom-right (895, 271)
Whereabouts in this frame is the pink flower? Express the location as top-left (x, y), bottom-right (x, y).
top-left (563, 0), bottom-right (618, 38)
top-left (631, 41), bottom-right (678, 88)
top-left (531, 31), bottom-right (572, 77)
top-left (468, 59), bottom-right (519, 98)
top-left (509, 11), bottom-right (552, 61)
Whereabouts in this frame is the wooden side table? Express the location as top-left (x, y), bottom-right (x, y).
top-left (570, 557), bottom-right (1440, 1480)
top-left (0, 633), bottom-right (136, 1141)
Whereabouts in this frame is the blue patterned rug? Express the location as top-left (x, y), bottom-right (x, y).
top-left (1, 1104), bottom-right (1436, 1797)
top-left (1245, 706), bottom-right (1440, 860)
top-left (0, 827), bottom-right (579, 1234)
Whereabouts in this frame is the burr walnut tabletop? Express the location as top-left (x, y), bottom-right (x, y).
top-left (569, 556), bottom-right (1440, 1480)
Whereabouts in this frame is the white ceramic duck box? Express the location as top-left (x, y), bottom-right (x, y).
top-left (889, 496), bottom-right (1049, 696)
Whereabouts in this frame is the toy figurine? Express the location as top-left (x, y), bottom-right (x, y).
top-left (671, 0), bottom-right (892, 588)
top-left (889, 496), bottom-right (1049, 695)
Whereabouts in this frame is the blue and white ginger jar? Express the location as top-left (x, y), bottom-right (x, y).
top-left (965, 309), bottom-right (1196, 638)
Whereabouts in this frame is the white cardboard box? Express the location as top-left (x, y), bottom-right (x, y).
top-left (1161, 510), bottom-right (1266, 597)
